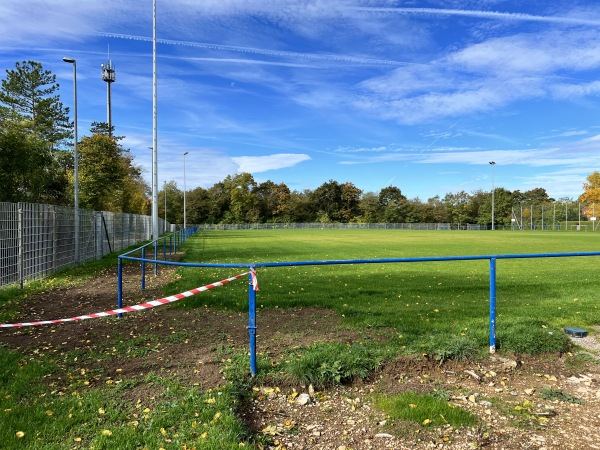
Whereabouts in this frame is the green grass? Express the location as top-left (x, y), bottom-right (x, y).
top-left (2, 229), bottom-right (600, 447)
top-left (373, 391), bottom-right (478, 428)
top-left (0, 346), bottom-right (256, 449)
top-left (170, 229), bottom-right (600, 356)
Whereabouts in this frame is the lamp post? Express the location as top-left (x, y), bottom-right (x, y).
top-left (183, 152), bottom-right (189, 229)
top-left (63, 57), bottom-right (79, 263)
top-left (489, 161), bottom-right (496, 231)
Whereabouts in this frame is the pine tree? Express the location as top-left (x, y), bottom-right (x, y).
top-left (0, 60), bottom-right (72, 146)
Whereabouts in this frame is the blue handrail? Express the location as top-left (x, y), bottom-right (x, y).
top-left (118, 237), bottom-right (600, 376)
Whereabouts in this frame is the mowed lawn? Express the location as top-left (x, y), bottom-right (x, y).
top-left (171, 229), bottom-right (600, 352)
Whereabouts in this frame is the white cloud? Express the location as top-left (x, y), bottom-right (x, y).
top-left (355, 26), bottom-right (600, 124)
top-left (232, 153), bottom-right (311, 173)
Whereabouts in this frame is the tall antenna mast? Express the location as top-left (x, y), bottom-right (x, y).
top-left (101, 46), bottom-right (116, 136)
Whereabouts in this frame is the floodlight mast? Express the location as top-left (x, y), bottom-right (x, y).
top-left (151, 0), bottom-right (159, 242)
top-left (63, 57), bottom-right (79, 264)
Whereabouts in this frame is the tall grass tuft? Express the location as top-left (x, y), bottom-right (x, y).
top-left (284, 342), bottom-right (385, 389)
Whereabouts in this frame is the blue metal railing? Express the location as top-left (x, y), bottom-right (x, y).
top-left (118, 239), bottom-right (600, 376)
top-left (118, 227), bottom-right (197, 317)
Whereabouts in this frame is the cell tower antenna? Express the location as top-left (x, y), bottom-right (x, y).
top-left (101, 47), bottom-right (116, 136)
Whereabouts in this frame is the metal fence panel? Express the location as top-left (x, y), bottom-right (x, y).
top-left (0, 202), bottom-right (163, 288)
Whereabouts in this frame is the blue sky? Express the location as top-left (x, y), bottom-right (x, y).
top-left (3, 1), bottom-right (600, 200)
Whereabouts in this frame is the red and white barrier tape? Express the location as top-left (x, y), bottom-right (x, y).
top-left (0, 271), bottom-right (256, 328)
top-left (250, 267), bottom-right (259, 291)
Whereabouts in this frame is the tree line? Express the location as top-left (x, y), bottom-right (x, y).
top-left (165, 173), bottom-right (596, 226)
top-left (2, 60), bottom-right (599, 226)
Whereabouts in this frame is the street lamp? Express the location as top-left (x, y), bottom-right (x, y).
top-left (489, 161), bottom-right (496, 231)
top-left (63, 57), bottom-right (79, 263)
top-left (183, 152), bottom-right (189, 229)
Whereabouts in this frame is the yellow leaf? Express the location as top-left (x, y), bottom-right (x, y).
top-left (204, 397), bottom-right (216, 404)
top-left (16, 431), bottom-right (25, 438)
top-left (74, 438), bottom-right (82, 442)
top-left (143, 408), bottom-right (151, 413)
top-left (422, 419), bottom-right (431, 425)
top-left (45, 410), bottom-right (53, 416)
top-left (101, 429), bottom-right (112, 436)
top-left (409, 403), bottom-right (417, 408)
top-left (160, 428), bottom-right (167, 436)
top-left (201, 432), bottom-right (208, 439)
top-left (98, 408), bottom-right (105, 414)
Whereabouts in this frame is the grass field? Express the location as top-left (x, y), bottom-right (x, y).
top-left (1, 228), bottom-right (599, 449)
top-left (169, 229), bottom-right (599, 357)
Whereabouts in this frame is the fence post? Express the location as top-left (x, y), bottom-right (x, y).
top-left (489, 257), bottom-right (497, 354)
top-left (248, 268), bottom-right (257, 376)
top-left (52, 207), bottom-right (57, 271)
top-left (17, 207), bottom-right (23, 288)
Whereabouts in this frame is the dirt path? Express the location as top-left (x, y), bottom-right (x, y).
top-left (1, 264), bottom-right (599, 449)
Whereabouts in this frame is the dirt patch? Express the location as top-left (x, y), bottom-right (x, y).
top-left (1, 264), bottom-right (599, 449)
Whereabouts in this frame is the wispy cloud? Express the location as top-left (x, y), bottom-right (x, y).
top-left (232, 154), bottom-right (311, 173)
top-left (96, 32), bottom-right (412, 67)
top-left (352, 6), bottom-right (600, 27)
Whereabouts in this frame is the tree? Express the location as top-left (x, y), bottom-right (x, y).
top-left (0, 120), bottom-right (51, 202)
top-left (159, 181), bottom-right (183, 224)
top-left (186, 187), bottom-right (211, 224)
top-left (379, 186), bottom-right (409, 223)
top-left (0, 60), bottom-right (71, 146)
top-left (311, 180), bottom-right (344, 222)
top-left (477, 188), bottom-right (513, 227)
top-left (340, 182), bottom-right (363, 221)
top-left (357, 192), bottom-right (381, 223)
top-left (579, 171), bottom-right (600, 205)
top-left (76, 122), bottom-right (136, 211)
top-left (223, 173), bottom-right (258, 223)
top-left (0, 61), bottom-right (72, 204)
top-left (443, 191), bottom-right (471, 226)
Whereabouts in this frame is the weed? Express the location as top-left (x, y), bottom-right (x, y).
top-left (284, 342), bottom-right (385, 389)
top-left (539, 386), bottom-right (583, 404)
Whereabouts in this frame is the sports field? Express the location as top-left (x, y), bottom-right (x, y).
top-left (170, 229), bottom-right (599, 355)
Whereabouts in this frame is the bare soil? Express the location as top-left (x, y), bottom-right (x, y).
top-left (1, 263), bottom-right (599, 449)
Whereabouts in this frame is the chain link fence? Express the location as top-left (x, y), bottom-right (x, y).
top-left (509, 202), bottom-right (599, 231)
top-left (0, 202), bottom-right (169, 288)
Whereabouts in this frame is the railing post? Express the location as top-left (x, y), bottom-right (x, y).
top-left (117, 257), bottom-right (123, 318)
top-left (141, 246), bottom-right (146, 291)
top-left (248, 268), bottom-right (257, 376)
top-left (489, 257), bottom-right (497, 354)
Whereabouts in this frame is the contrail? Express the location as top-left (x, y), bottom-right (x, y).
top-left (95, 32), bottom-right (415, 67)
top-left (352, 7), bottom-right (600, 27)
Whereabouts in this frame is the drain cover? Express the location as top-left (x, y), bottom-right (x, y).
top-left (563, 327), bottom-right (588, 338)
